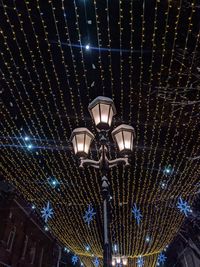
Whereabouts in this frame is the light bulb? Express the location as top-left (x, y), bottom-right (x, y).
top-left (85, 44), bottom-right (90, 50)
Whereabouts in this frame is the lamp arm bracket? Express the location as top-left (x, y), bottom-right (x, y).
top-left (80, 158), bottom-right (100, 169)
top-left (79, 157), bottom-right (129, 169)
top-left (108, 157), bottom-right (129, 168)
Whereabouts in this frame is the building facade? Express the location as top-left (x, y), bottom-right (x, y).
top-left (0, 191), bottom-right (60, 267)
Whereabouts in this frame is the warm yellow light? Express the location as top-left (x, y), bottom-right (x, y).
top-left (112, 124), bottom-right (135, 154)
top-left (122, 256), bottom-right (128, 265)
top-left (112, 259), bottom-right (116, 266)
top-left (116, 255), bottom-right (121, 264)
top-left (88, 96), bottom-right (116, 130)
top-left (70, 128), bottom-right (94, 158)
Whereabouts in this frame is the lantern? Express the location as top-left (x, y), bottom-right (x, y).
top-left (122, 256), bottom-right (128, 265)
top-left (112, 258), bottom-right (116, 266)
top-left (88, 96), bottom-right (116, 130)
top-left (116, 255), bottom-right (121, 264)
top-left (70, 128), bottom-right (94, 158)
top-left (112, 124), bottom-right (135, 154)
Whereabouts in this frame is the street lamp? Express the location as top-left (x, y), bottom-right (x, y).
top-left (112, 258), bottom-right (116, 266)
top-left (116, 255), bottom-right (121, 264)
top-left (112, 255), bottom-right (128, 266)
top-left (122, 256), bottom-right (128, 265)
top-left (71, 96), bottom-right (135, 267)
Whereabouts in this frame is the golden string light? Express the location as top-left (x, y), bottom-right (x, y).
top-left (0, 0), bottom-right (102, 258)
top-left (92, 0), bottom-right (106, 95)
top-left (142, 0), bottom-right (182, 254)
top-left (145, 0), bottom-right (198, 255)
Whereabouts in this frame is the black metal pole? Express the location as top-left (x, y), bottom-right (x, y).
top-left (102, 175), bottom-right (111, 267)
top-left (99, 131), bottom-right (112, 267)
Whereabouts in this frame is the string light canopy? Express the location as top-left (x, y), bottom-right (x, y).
top-left (0, 0), bottom-right (199, 266)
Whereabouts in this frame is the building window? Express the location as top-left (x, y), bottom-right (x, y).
top-left (39, 247), bottom-right (44, 267)
top-left (21, 235), bottom-right (28, 259)
top-left (30, 242), bottom-right (36, 264)
top-left (7, 226), bottom-right (16, 252)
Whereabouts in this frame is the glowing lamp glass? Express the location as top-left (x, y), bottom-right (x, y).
top-left (116, 256), bottom-right (121, 264)
top-left (122, 257), bottom-right (128, 265)
top-left (88, 96), bottom-right (116, 130)
top-left (112, 124), bottom-right (135, 154)
top-left (112, 259), bottom-right (116, 266)
top-left (71, 128), bottom-right (94, 158)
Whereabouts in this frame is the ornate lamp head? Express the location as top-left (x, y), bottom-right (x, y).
top-left (112, 124), bottom-right (135, 154)
top-left (88, 96), bottom-right (116, 131)
top-left (70, 127), bottom-right (94, 158)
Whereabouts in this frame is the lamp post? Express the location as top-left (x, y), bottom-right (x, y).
top-left (70, 96), bottom-right (135, 267)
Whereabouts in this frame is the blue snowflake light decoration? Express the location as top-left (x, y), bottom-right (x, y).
top-left (85, 245), bottom-right (90, 251)
top-left (136, 256), bottom-right (144, 267)
top-left (83, 204), bottom-right (96, 226)
top-left (163, 166), bottom-right (172, 175)
top-left (72, 255), bottom-right (78, 265)
top-left (93, 257), bottom-right (99, 267)
top-left (27, 144), bottom-right (33, 150)
top-left (145, 235), bottom-right (150, 243)
top-left (47, 177), bottom-right (59, 189)
top-left (41, 201), bottom-right (53, 223)
top-left (132, 203), bottom-right (142, 225)
top-left (177, 197), bottom-right (191, 217)
top-left (157, 252), bottom-right (167, 265)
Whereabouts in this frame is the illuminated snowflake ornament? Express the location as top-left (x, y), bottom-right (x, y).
top-left (93, 257), bottom-right (99, 267)
top-left (72, 255), bottom-right (78, 265)
top-left (177, 197), bottom-right (191, 217)
top-left (136, 256), bottom-right (144, 267)
top-left (41, 201), bottom-right (53, 223)
top-left (157, 252), bottom-right (167, 265)
top-left (83, 204), bottom-right (96, 226)
top-left (85, 245), bottom-right (90, 251)
top-left (132, 203), bottom-right (142, 225)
